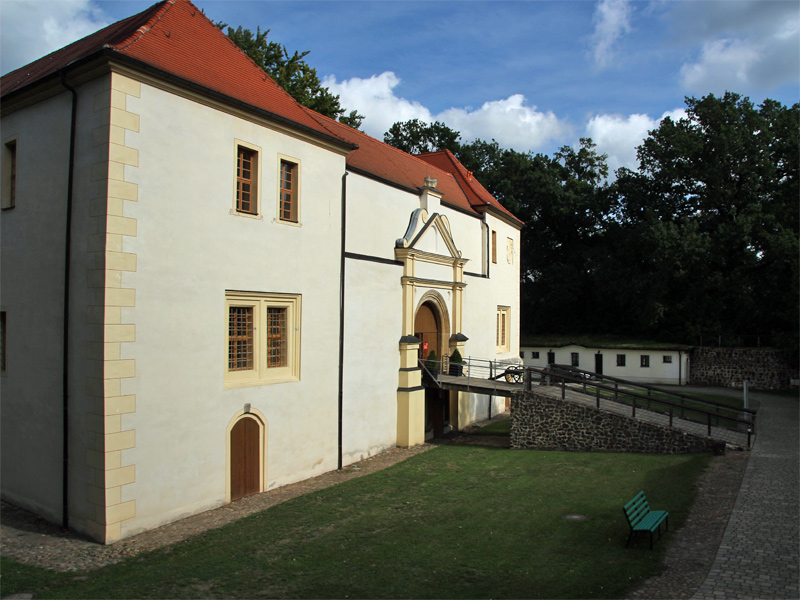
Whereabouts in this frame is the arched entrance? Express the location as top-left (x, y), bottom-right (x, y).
top-left (414, 294), bottom-right (451, 438)
top-left (415, 302), bottom-right (440, 361)
top-left (230, 416), bottom-right (261, 501)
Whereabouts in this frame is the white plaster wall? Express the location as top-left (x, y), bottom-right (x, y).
top-left (521, 345), bottom-right (688, 385)
top-left (0, 92), bottom-right (72, 521)
top-left (344, 174), bottom-right (418, 260)
top-left (0, 74), bottom-right (114, 536)
top-left (442, 208), bottom-right (486, 275)
top-left (455, 212), bottom-right (520, 418)
top-left (341, 258), bottom-right (403, 464)
top-left (117, 83), bottom-right (346, 535)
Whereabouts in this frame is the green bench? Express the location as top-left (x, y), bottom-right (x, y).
top-left (623, 491), bottom-right (669, 549)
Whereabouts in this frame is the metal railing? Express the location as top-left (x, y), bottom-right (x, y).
top-left (537, 364), bottom-right (757, 446)
top-left (420, 356), bottom-right (757, 447)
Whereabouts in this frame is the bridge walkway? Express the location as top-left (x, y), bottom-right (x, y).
top-left (424, 358), bottom-right (754, 450)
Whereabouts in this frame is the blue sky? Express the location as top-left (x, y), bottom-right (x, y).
top-left (2, 0), bottom-right (798, 174)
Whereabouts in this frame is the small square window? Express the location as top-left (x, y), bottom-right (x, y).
top-left (616, 354), bottom-right (626, 367)
top-left (519, 351), bottom-right (525, 359)
top-left (640, 355), bottom-right (650, 368)
top-left (663, 355), bottom-right (673, 364)
top-left (531, 351), bottom-right (540, 359)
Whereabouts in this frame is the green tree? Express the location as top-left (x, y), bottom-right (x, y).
top-left (383, 119), bottom-right (462, 154)
top-left (219, 24), bottom-right (363, 129)
top-left (613, 93), bottom-right (799, 352)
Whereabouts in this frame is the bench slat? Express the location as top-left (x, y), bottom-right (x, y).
top-left (623, 491), bottom-right (669, 549)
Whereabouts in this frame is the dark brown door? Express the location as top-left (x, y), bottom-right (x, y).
top-left (230, 417), bottom-right (260, 501)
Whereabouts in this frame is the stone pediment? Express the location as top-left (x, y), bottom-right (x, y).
top-left (395, 209), bottom-right (462, 260)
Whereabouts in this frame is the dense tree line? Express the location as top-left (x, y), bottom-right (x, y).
top-left (385, 94), bottom-right (799, 357)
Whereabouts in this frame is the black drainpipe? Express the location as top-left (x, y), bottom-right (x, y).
top-left (60, 71), bottom-right (78, 531)
top-left (337, 172), bottom-right (348, 470)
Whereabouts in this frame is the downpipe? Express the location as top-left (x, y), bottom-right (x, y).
top-left (59, 70), bottom-right (78, 531)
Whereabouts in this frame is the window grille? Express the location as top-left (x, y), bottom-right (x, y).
top-left (229, 306), bottom-right (253, 370)
top-left (267, 307), bottom-right (287, 367)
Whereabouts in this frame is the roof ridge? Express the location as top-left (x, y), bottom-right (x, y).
top-left (109, 0), bottom-right (175, 51)
top-left (303, 109), bottom-right (458, 184)
top-left (419, 149), bottom-right (488, 206)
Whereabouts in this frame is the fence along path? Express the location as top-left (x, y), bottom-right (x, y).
top-left (423, 357), bottom-right (754, 449)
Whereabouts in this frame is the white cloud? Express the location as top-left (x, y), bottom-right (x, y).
top-left (323, 72), bottom-right (432, 138)
top-left (589, 0), bottom-right (633, 69)
top-left (585, 108), bottom-right (686, 175)
top-left (325, 71), bottom-right (570, 152)
top-left (1, 0), bottom-right (111, 75)
top-left (672, 0), bottom-right (799, 93)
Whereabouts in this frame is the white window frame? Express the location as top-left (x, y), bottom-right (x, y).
top-left (225, 291), bottom-right (301, 388)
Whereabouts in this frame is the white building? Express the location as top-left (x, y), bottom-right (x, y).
top-left (0, 0), bottom-right (521, 543)
top-left (520, 343), bottom-right (690, 386)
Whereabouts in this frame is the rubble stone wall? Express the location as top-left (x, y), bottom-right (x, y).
top-left (510, 391), bottom-right (723, 454)
top-left (690, 347), bottom-right (793, 390)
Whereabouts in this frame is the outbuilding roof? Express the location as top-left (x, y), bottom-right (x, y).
top-left (1, 0), bottom-right (521, 226)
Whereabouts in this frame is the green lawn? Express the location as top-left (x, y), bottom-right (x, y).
top-left (470, 417), bottom-right (512, 436)
top-left (2, 446), bottom-right (710, 599)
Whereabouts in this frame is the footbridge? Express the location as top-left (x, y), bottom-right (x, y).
top-left (421, 357), bottom-right (756, 449)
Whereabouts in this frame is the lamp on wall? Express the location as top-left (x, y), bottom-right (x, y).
top-left (244, 403), bottom-right (251, 414)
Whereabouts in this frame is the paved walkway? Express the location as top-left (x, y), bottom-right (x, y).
top-left (691, 392), bottom-right (799, 600)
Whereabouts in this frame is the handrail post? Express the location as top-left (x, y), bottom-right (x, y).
top-left (615, 382), bottom-right (618, 403)
top-left (561, 378), bottom-right (565, 400)
top-left (632, 396), bottom-right (636, 418)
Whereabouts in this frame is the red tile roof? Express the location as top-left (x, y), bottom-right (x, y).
top-left (417, 150), bottom-right (522, 225)
top-left (1, 0), bottom-right (520, 226)
top-left (306, 111), bottom-right (521, 224)
top-left (1, 0), bottom-right (348, 145)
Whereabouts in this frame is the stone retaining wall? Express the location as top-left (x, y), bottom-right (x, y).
top-left (690, 347), bottom-right (793, 390)
top-left (510, 391), bottom-right (724, 454)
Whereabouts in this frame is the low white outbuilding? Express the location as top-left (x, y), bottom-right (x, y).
top-left (520, 342), bottom-right (691, 386)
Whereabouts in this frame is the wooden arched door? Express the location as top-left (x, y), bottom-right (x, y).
top-left (230, 416), bottom-right (260, 501)
top-left (414, 302), bottom-right (440, 360)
